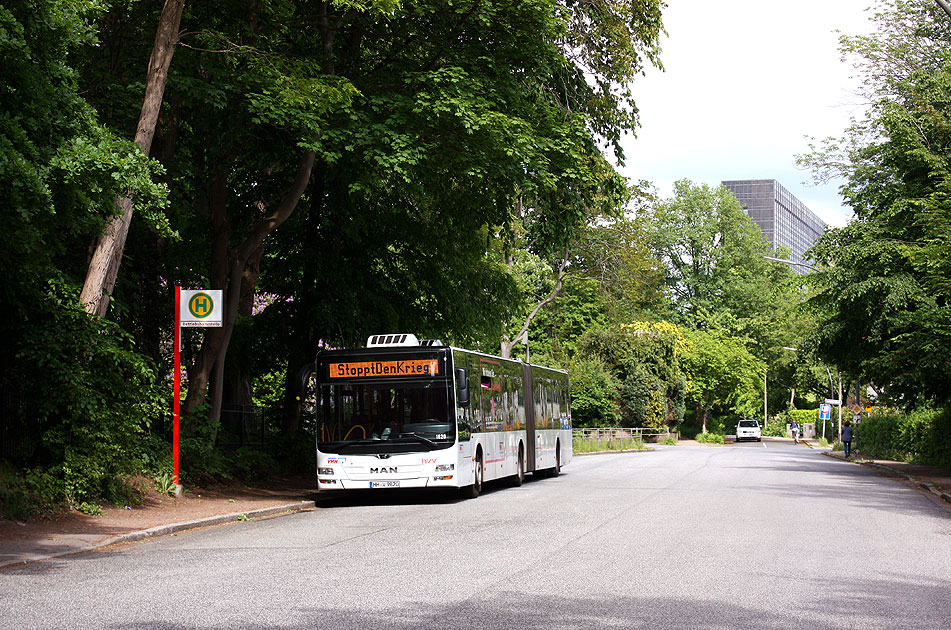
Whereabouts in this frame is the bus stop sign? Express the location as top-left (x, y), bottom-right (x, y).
top-left (180, 290), bottom-right (223, 327)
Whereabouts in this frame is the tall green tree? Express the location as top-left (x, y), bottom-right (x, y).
top-left (680, 328), bottom-right (764, 434)
top-left (801, 0), bottom-right (951, 407)
top-left (576, 322), bottom-right (686, 428)
top-left (75, 0), bottom-right (666, 437)
top-left (0, 0), bottom-right (169, 499)
top-left (642, 180), bottom-right (778, 332)
top-left (513, 215), bottom-right (667, 365)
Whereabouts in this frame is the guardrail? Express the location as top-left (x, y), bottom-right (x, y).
top-left (572, 427), bottom-right (676, 443)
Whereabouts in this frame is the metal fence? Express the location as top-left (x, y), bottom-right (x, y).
top-left (572, 427), bottom-right (676, 443)
top-left (219, 404), bottom-right (266, 447)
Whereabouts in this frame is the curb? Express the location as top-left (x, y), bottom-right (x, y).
top-left (1, 500), bottom-right (315, 569)
top-left (575, 448), bottom-right (654, 456)
top-left (822, 452), bottom-right (951, 504)
top-left (103, 500), bottom-right (317, 545)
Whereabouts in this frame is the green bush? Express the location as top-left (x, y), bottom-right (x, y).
top-left (695, 432), bottom-right (725, 444)
top-left (786, 408), bottom-right (820, 425)
top-left (7, 293), bottom-right (167, 508)
top-left (572, 436), bottom-right (647, 453)
top-left (567, 358), bottom-right (620, 427)
top-left (268, 431), bottom-right (317, 474)
top-left (230, 447), bottom-right (279, 481)
top-left (179, 437), bottom-right (231, 484)
top-left (854, 407), bottom-right (951, 467)
top-left (0, 471), bottom-right (31, 520)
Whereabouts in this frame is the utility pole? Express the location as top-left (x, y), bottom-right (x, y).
top-left (838, 376), bottom-right (843, 443)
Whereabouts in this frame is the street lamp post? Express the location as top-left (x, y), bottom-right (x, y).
top-left (763, 255), bottom-right (818, 272)
top-left (780, 346), bottom-right (836, 441)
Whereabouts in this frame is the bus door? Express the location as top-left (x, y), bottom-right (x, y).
top-left (521, 362), bottom-right (536, 472)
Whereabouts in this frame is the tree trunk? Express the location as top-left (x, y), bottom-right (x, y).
top-left (283, 176), bottom-right (326, 435)
top-left (182, 151), bottom-right (317, 435)
top-left (183, 4), bottom-right (338, 435)
top-left (180, 170), bottom-right (231, 434)
top-left (80, 0), bottom-right (186, 316)
top-left (501, 246), bottom-right (569, 359)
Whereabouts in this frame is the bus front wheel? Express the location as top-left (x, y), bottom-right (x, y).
top-left (464, 452), bottom-right (483, 499)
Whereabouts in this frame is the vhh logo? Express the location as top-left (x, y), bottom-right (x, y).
top-left (188, 293), bottom-right (213, 319)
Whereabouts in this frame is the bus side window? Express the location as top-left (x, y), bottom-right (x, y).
top-left (536, 382), bottom-right (544, 429)
top-left (541, 381), bottom-right (550, 429)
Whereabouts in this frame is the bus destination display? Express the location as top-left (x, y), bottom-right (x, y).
top-left (329, 359), bottom-right (440, 379)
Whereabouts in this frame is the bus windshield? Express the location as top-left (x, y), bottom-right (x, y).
top-left (317, 380), bottom-right (454, 454)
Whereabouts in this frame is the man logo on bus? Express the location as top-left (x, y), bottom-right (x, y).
top-left (188, 292), bottom-right (214, 319)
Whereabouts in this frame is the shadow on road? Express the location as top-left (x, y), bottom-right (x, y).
top-left (96, 573), bottom-right (951, 629)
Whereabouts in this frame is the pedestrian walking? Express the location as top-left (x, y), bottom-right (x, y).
top-left (842, 420), bottom-right (854, 458)
top-left (790, 419), bottom-right (800, 443)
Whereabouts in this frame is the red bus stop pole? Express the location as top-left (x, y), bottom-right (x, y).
top-left (173, 284), bottom-right (181, 491)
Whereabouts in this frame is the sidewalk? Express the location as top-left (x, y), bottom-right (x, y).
top-left (0, 476), bottom-right (316, 569)
top-left (800, 438), bottom-right (951, 505)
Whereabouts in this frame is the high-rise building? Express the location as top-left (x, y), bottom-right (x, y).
top-left (721, 179), bottom-right (826, 271)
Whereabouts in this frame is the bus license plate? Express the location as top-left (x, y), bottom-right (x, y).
top-left (370, 481), bottom-right (399, 488)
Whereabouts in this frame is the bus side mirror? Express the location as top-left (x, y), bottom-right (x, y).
top-left (455, 368), bottom-right (470, 407)
top-left (295, 362), bottom-right (316, 402)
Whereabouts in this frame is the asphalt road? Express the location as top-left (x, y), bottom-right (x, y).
top-left (2, 440), bottom-right (949, 629)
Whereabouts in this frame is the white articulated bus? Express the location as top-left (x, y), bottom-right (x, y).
top-left (305, 334), bottom-right (571, 497)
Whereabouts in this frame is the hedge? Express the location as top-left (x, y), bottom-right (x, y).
top-left (853, 408), bottom-right (951, 468)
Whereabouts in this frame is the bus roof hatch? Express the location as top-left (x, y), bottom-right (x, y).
top-left (366, 334), bottom-right (420, 347)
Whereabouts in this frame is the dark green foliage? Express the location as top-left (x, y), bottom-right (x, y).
top-left (1, 0), bottom-right (669, 513)
top-left (229, 447), bottom-right (279, 481)
top-left (576, 323), bottom-right (686, 429)
top-left (266, 431), bottom-right (317, 475)
top-left (567, 359), bottom-right (620, 427)
top-left (802, 2), bottom-right (951, 410)
top-left (0, 0), bottom-right (168, 512)
top-left (528, 276), bottom-right (612, 364)
top-left (12, 293), bottom-right (166, 504)
top-left (619, 368), bottom-right (666, 428)
top-left (852, 408), bottom-right (951, 468)
top-left (179, 437), bottom-right (231, 485)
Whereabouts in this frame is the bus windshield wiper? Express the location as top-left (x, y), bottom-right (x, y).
top-left (334, 439), bottom-right (383, 450)
top-left (397, 432), bottom-right (437, 447)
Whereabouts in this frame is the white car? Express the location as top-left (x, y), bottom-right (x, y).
top-left (735, 419), bottom-right (762, 442)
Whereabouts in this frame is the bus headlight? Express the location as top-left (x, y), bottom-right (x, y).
top-left (435, 464), bottom-right (454, 472)
top-left (317, 467), bottom-right (334, 476)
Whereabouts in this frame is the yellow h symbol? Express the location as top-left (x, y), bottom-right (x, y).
top-left (189, 293), bottom-right (213, 318)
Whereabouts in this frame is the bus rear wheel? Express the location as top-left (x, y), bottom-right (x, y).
top-left (550, 441), bottom-right (561, 477)
top-left (510, 445), bottom-right (525, 487)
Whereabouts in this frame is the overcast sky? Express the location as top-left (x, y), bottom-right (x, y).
top-left (619, 0), bottom-right (879, 227)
